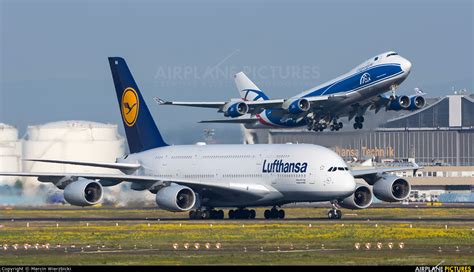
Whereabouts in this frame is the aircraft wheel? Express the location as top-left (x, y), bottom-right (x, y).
top-left (327, 210), bottom-right (335, 219)
top-left (201, 210), bottom-right (210, 219)
top-left (249, 209), bottom-right (256, 219)
top-left (189, 210), bottom-right (196, 219)
top-left (264, 209), bottom-right (271, 219)
top-left (218, 210), bottom-right (224, 219)
top-left (228, 209), bottom-right (235, 219)
top-left (338, 122), bottom-right (343, 129)
top-left (355, 116), bottom-right (360, 123)
top-left (360, 116), bottom-right (364, 123)
top-left (358, 123), bottom-right (363, 129)
top-left (336, 210), bottom-right (342, 219)
top-left (353, 123), bottom-right (358, 129)
top-left (278, 210), bottom-right (285, 219)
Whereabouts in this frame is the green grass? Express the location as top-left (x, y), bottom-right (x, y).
top-left (0, 207), bottom-right (473, 265)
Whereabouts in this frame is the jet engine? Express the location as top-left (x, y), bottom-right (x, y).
top-left (339, 184), bottom-right (373, 209)
top-left (373, 175), bottom-right (411, 202)
top-left (387, 95), bottom-right (411, 111)
top-left (156, 184), bottom-right (196, 212)
top-left (407, 95), bottom-right (425, 111)
top-left (63, 178), bottom-right (103, 206)
top-left (223, 101), bottom-right (249, 117)
top-left (282, 98), bottom-right (310, 114)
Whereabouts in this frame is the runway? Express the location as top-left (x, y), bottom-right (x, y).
top-left (1, 216), bottom-right (473, 222)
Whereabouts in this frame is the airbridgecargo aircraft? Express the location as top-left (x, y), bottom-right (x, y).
top-left (0, 57), bottom-right (419, 220)
top-left (157, 51), bottom-right (426, 131)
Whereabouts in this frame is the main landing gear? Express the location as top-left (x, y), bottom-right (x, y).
top-left (330, 119), bottom-right (343, 131)
top-left (264, 207), bottom-right (285, 219)
top-left (353, 115), bottom-right (364, 130)
top-left (327, 203), bottom-right (342, 219)
top-left (228, 209), bottom-right (256, 219)
top-left (189, 209), bottom-right (224, 220)
top-left (307, 119), bottom-right (327, 132)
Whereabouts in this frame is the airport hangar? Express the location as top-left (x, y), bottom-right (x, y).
top-left (242, 92), bottom-right (474, 200)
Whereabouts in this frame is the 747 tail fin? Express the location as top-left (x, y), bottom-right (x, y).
top-left (234, 72), bottom-right (269, 101)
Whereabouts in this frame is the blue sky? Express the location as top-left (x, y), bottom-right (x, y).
top-left (1, 0), bottom-right (472, 144)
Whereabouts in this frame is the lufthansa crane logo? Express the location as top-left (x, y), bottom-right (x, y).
top-left (121, 87), bottom-right (139, 127)
top-left (360, 73), bottom-right (371, 85)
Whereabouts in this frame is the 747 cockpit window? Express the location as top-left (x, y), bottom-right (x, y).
top-left (386, 52), bottom-right (398, 57)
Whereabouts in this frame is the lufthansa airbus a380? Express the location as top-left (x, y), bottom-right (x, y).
top-left (0, 57), bottom-right (418, 220)
top-left (157, 51), bottom-right (426, 131)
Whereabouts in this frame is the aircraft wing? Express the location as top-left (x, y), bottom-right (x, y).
top-left (199, 117), bottom-right (258, 124)
top-left (0, 171), bottom-right (274, 199)
top-left (24, 159), bottom-right (141, 172)
top-left (156, 95), bottom-right (344, 113)
top-left (351, 163), bottom-right (422, 184)
top-left (155, 97), bottom-right (227, 109)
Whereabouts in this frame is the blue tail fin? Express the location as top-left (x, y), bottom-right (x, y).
top-left (108, 57), bottom-right (167, 153)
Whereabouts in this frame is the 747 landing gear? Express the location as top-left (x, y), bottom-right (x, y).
top-left (264, 206), bottom-right (285, 219)
top-left (327, 203), bottom-right (342, 219)
top-left (330, 120), bottom-right (343, 131)
top-left (353, 115), bottom-right (364, 130)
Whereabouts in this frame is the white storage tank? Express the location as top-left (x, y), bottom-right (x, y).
top-left (22, 121), bottom-right (126, 196)
top-left (0, 123), bottom-right (22, 185)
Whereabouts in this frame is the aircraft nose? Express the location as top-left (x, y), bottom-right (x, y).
top-left (401, 58), bottom-right (412, 73)
top-left (339, 174), bottom-right (356, 197)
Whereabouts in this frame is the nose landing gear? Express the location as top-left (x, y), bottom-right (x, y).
top-left (327, 203), bottom-right (342, 219)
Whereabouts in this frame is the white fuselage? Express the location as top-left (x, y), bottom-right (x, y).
top-left (124, 144), bottom-right (356, 208)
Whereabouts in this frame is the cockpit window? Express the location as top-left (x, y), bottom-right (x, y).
top-left (386, 52), bottom-right (398, 57)
top-left (329, 166), bottom-right (350, 172)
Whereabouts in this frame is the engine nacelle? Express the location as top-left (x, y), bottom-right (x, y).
top-left (373, 175), bottom-right (411, 202)
top-left (223, 101), bottom-right (249, 118)
top-left (282, 98), bottom-right (310, 114)
top-left (387, 95), bottom-right (411, 111)
top-left (156, 184), bottom-right (196, 212)
top-left (63, 178), bottom-right (103, 206)
top-left (339, 184), bottom-right (373, 209)
top-left (407, 95), bottom-right (425, 111)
